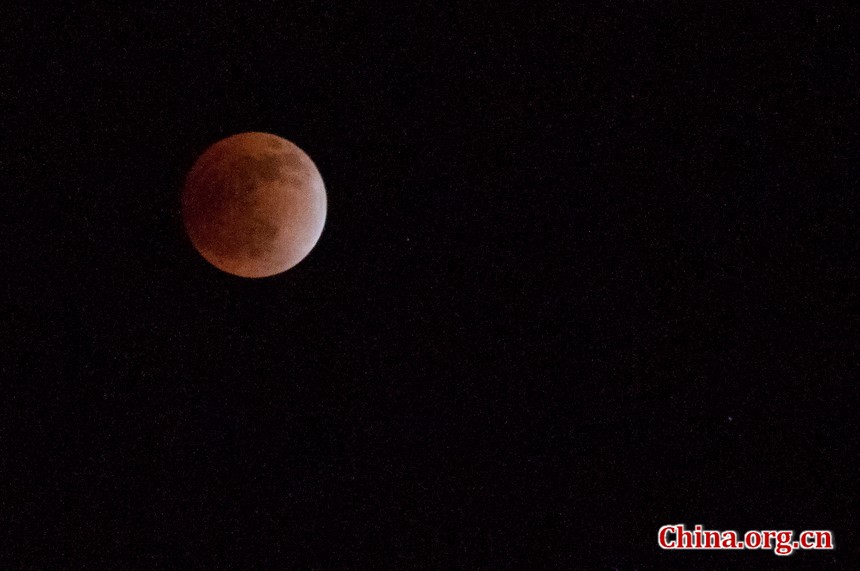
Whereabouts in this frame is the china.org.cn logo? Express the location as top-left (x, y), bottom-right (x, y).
top-left (658, 524), bottom-right (833, 556)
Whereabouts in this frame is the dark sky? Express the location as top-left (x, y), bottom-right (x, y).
top-left (4, 2), bottom-right (857, 567)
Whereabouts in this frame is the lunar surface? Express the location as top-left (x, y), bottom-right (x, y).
top-left (182, 132), bottom-right (326, 278)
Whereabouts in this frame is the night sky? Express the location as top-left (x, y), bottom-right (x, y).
top-left (4, 3), bottom-right (857, 567)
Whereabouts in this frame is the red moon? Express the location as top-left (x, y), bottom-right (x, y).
top-left (181, 132), bottom-right (327, 278)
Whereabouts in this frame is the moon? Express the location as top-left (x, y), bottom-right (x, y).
top-left (181, 132), bottom-right (327, 278)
